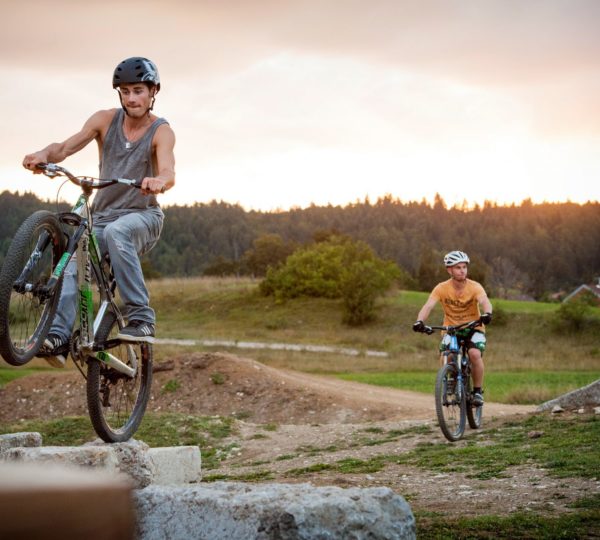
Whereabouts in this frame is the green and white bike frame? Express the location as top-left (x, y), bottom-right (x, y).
top-left (52, 187), bottom-right (137, 378)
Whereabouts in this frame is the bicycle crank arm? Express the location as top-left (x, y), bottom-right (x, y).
top-left (95, 351), bottom-right (136, 378)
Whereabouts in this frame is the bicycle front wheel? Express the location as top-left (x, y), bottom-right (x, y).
top-left (86, 308), bottom-right (153, 442)
top-left (435, 362), bottom-right (466, 442)
top-left (0, 211), bottom-right (65, 366)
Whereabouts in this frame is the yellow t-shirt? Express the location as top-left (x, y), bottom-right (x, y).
top-left (431, 279), bottom-right (486, 330)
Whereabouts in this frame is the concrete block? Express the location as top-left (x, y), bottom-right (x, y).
top-left (0, 432), bottom-right (42, 453)
top-left (1, 445), bottom-right (120, 472)
top-left (134, 481), bottom-right (416, 539)
top-left (148, 446), bottom-right (201, 485)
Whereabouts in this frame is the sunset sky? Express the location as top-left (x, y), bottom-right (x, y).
top-left (1, 0), bottom-right (598, 210)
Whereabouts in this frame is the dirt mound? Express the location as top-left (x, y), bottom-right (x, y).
top-left (149, 352), bottom-right (425, 424)
top-left (0, 352), bottom-right (533, 424)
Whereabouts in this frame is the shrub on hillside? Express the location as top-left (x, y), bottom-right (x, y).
top-left (260, 236), bottom-right (400, 325)
top-left (551, 299), bottom-right (600, 333)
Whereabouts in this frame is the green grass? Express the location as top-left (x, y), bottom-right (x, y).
top-left (145, 277), bottom-right (599, 366)
top-left (0, 367), bottom-right (53, 387)
top-left (337, 371), bottom-right (600, 404)
top-left (277, 414), bottom-right (600, 483)
top-left (416, 509), bottom-right (600, 539)
top-left (399, 414), bottom-right (600, 481)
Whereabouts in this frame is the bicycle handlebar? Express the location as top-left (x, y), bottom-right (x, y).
top-left (420, 318), bottom-right (482, 335)
top-left (36, 163), bottom-right (142, 190)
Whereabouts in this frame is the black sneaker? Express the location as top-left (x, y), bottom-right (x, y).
top-left (39, 334), bottom-right (69, 368)
top-left (472, 391), bottom-right (484, 407)
top-left (117, 320), bottom-right (155, 343)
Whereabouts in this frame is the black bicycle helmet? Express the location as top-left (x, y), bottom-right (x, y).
top-left (112, 57), bottom-right (160, 91)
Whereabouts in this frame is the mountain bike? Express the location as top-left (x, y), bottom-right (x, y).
top-left (417, 319), bottom-right (483, 442)
top-left (0, 163), bottom-right (152, 442)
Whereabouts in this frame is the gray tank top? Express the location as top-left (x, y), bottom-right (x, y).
top-left (92, 109), bottom-right (168, 221)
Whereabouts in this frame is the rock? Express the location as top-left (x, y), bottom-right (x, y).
top-left (0, 432), bottom-right (42, 453)
top-left (537, 379), bottom-right (600, 412)
top-left (0, 445), bottom-right (120, 472)
top-left (153, 359), bottom-right (175, 372)
top-left (134, 482), bottom-right (416, 540)
top-left (595, 407), bottom-right (600, 415)
top-left (551, 405), bottom-right (565, 414)
top-left (83, 439), bottom-right (155, 489)
top-left (0, 438), bottom-right (200, 489)
top-left (148, 446), bottom-right (201, 485)
top-left (527, 431), bottom-right (544, 439)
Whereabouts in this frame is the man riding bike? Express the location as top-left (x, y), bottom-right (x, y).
top-left (413, 250), bottom-right (492, 406)
top-left (22, 57), bottom-right (176, 367)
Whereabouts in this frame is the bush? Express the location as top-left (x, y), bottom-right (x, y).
top-left (552, 299), bottom-right (600, 333)
top-left (260, 236), bottom-right (400, 325)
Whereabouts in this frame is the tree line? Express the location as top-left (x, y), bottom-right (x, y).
top-left (1, 190), bottom-right (599, 300)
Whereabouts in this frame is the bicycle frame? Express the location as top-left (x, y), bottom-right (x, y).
top-left (35, 164), bottom-right (142, 378)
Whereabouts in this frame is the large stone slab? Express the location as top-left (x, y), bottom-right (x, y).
top-left (0, 435), bottom-right (201, 488)
top-left (0, 431), bottom-right (42, 452)
top-left (148, 446), bottom-right (201, 485)
top-left (134, 482), bottom-right (416, 540)
top-left (1, 445), bottom-right (120, 472)
top-left (83, 439), bottom-right (155, 488)
top-left (537, 378), bottom-right (600, 411)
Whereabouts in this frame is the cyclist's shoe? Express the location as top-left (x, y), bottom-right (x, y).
top-left (39, 334), bottom-right (69, 368)
top-left (472, 391), bottom-right (484, 407)
top-left (117, 320), bottom-right (155, 343)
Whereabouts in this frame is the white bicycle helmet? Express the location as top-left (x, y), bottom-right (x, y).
top-left (443, 250), bottom-right (470, 267)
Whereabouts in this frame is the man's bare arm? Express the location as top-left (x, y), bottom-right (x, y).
top-left (416, 295), bottom-right (438, 322)
top-left (22, 110), bottom-right (111, 173)
top-left (141, 124), bottom-right (176, 195)
top-left (478, 291), bottom-right (493, 315)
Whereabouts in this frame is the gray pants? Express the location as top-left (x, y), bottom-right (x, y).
top-left (51, 208), bottom-right (163, 341)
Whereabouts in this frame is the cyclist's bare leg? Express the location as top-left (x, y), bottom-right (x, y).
top-left (468, 347), bottom-right (484, 388)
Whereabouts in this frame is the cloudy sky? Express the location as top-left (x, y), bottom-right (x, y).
top-left (1, 0), bottom-right (599, 210)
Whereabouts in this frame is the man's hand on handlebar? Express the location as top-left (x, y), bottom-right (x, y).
top-left (412, 320), bottom-right (425, 333)
top-left (480, 312), bottom-right (492, 325)
top-left (140, 176), bottom-right (167, 195)
top-left (22, 153), bottom-right (48, 174)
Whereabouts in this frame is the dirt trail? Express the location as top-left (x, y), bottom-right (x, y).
top-left (2, 352), bottom-right (592, 520)
top-left (0, 352), bottom-right (533, 424)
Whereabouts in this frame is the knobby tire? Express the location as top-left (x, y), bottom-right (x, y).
top-left (0, 211), bottom-right (65, 366)
top-left (86, 308), bottom-right (153, 442)
top-left (435, 361), bottom-right (466, 442)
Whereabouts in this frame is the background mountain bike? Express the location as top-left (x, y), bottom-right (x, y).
top-left (0, 163), bottom-right (152, 442)
top-left (417, 319), bottom-right (484, 442)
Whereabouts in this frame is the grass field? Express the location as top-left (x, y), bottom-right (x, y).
top-left (2, 276), bottom-right (598, 403)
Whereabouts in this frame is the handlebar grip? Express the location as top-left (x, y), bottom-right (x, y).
top-left (131, 180), bottom-right (166, 193)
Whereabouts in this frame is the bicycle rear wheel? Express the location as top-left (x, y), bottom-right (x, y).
top-left (0, 211), bottom-right (65, 366)
top-left (435, 362), bottom-right (466, 442)
top-left (86, 308), bottom-right (152, 442)
top-left (466, 372), bottom-right (483, 429)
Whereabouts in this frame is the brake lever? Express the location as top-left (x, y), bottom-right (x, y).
top-left (36, 163), bottom-right (60, 178)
